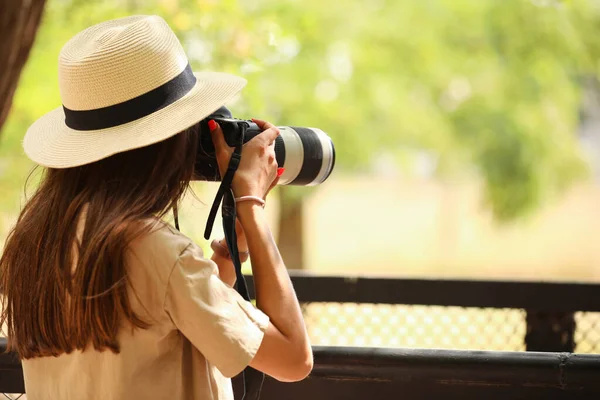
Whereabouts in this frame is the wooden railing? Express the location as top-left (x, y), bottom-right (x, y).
top-left (245, 272), bottom-right (600, 352)
top-left (2, 341), bottom-right (600, 399)
top-left (235, 346), bottom-right (600, 400)
top-left (2, 273), bottom-right (600, 398)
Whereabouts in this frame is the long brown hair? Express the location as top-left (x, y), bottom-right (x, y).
top-left (0, 125), bottom-right (198, 359)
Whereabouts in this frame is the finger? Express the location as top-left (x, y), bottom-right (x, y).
top-left (208, 120), bottom-right (229, 151)
top-left (264, 176), bottom-right (281, 200)
top-left (256, 126), bottom-right (280, 144)
top-left (251, 118), bottom-right (280, 144)
top-left (251, 118), bottom-right (276, 131)
top-left (208, 120), bottom-right (233, 177)
top-left (271, 175), bottom-right (281, 189)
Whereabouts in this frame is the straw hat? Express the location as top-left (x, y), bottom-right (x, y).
top-left (23, 15), bottom-right (247, 168)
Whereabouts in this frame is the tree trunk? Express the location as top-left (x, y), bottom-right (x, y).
top-left (0, 0), bottom-right (47, 133)
top-left (277, 187), bottom-right (305, 270)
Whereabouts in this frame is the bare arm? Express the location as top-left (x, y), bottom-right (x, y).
top-left (210, 221), bottom-right (248, 287)
top-left (210, 250), bottom-right (237, 287)
top-left (210, 117), bottom-right (313, 382)
top-left (237, 202), bottom-right (312, 382)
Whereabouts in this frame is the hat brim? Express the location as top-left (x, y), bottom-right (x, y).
top-left (23, 71), bottom-right (247, 168)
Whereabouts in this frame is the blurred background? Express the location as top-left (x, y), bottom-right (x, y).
top-left (3, 0), bottom-right (600, 355)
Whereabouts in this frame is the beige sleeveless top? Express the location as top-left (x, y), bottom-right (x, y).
top-left (21, 218), bottom-right (269, 400)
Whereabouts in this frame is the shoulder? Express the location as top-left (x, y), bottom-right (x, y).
top-left (126, 218), bottom-right (202, 279)
top-left (133, 218), bottom-right (193, 253)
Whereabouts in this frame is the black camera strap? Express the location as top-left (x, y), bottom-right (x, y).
top-left (201, 127), bottom-right (265, 400)
top-left (203, 150), bottom-right (239, 241)
top-left (222, 189), bottom-right (266, 400)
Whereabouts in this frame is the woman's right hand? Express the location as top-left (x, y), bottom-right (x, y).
top-left (209, 118), bottom-right (281, 199)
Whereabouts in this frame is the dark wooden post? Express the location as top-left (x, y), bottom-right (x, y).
top-left (276, 187), bottom-right (305, 270)
top-left (525, 310), bottom-right (576, 352)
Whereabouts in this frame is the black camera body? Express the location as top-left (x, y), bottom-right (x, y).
top-left (198, 106), bottom-right (262, 148)
top-left (194, 106), bottom-right (335, 186)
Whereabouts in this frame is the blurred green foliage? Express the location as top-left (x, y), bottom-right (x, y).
top-left (1, 0), bottom-right (598, 226)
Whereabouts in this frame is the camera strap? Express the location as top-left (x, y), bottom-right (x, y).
top-left (202, 127), bottom-right (265, 400)
top-left (222, 189), bottom-right (266, 400)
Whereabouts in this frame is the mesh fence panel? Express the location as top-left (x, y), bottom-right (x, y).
top-left (575, 312), bottom-right (600, 354)
top-left (302, 302), bottom-right (527, 351)
top-left (303, 303), bottom-right (600, 354)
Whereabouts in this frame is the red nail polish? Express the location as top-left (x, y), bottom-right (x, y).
top-left (208, 120), bottom-right (217, 131)
top-left (277, 167), bottom-right (285, 177)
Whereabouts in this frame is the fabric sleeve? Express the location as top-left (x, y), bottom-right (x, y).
top-left (164, 243), bottom-right (269, 378)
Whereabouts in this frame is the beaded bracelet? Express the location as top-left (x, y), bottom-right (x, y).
top-left (210, 239), bottom-right (249, 263)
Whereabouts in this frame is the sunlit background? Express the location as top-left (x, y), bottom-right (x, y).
top-left (2, 0), bottom-right (600, 364)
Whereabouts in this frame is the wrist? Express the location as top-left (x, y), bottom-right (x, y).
top-left (219, 238), bottom-right (247, 253)
top-left (235, 233), bottom-right (247, 247)
top-left (235, 195), bottom-right (265, 208)
top-left (236, 201), bottom-right (265, 226)
top-left (212, 239), bottom-right (249, 263)
top-left (231, 182), bottom-right (259, 199)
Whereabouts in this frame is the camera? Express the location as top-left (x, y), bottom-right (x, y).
top-left (194, 106), bottom-right (335, 186)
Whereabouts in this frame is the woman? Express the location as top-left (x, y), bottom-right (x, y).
top-left (0, 15), bottom-right (312, 399)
